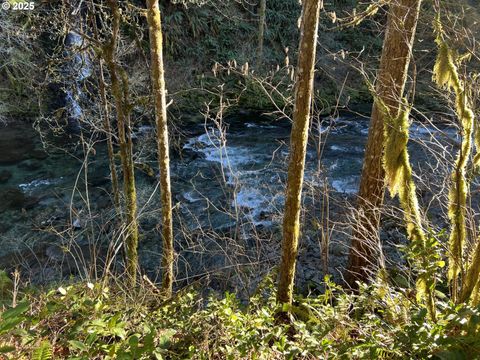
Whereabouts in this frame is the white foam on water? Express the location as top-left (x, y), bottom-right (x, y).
top-left (183, 190), bottom-right (202, 203)
top-left (331, 178), bottom-right (358, 194)
top-left (252, 219), bottom-right (273, 227)
top-left (75, 54), bottom-right (92, 81)
top-left (19, 178), bottom-right (63, 192)
top-left (234, 188), bottom-right (265, 210)
top-left (65, 91), bottom-right (83, 119)
top-left (409, 124), bottom-right (458, 140)
top-left (232, 187), bottom-right (274, 226)
top-left (138, 125), bottom-right (154, 134)
top-left (183, 132), bottom-right (219, 151)
top-left (181, 121), bottom-right (367, 227)
top-left (245, 123), bottom-right (278, 129)
top-left (329, 160), bottom-right (339, 170)
top-left (183, 129), bottom-right (255, 170)
top-left (410, 125), bottom-right (433, 139)
top-left (67, 31), bottom-right (92, 81)
top-left (131, 125), bottom-right (155, 139)
top-left (330, 145), bottom-right (343, 152)
top-left (320, 125), bottom-right (331, 133)
top-left (330, 145), bottom-right (363, 153)
top-left (183, 129), bottom-right (266, 195)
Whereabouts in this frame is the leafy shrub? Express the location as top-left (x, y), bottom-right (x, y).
top-left (1, 274), bottom-right (479, 359)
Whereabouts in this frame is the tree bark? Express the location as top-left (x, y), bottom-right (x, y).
top-left (346, 0), bottom-right (422, 287)
top-left (90, 6), bottom-right (120, 214)
top-left (257, 0), bottom-right (267, 64)
top-left (98, 60), bottom-right (120, 213)
top-left (146, 0), bottom-right (175, 298)
top-left (277, 0), bottom-right (322, 306)
top-left (106, 0), bottom-right (139, 285)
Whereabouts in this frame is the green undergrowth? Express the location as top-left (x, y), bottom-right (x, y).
top-left (0, 274), bottom-right (479, 359)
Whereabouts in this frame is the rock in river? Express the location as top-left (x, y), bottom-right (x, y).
top-left (0, 188), bottom-right (38, 213)
top-left (0, 123), bottom-right (36, 165)
top-left (0, 170), bottom-right (12, 184)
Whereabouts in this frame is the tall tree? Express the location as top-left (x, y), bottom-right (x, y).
top-left (257, 0), bottom-right (267, 64)
top-left (98, 60), bottom-right (120, 214)
top-left (90, 5), bottom-right (121, 214)
top-left (277, 0), bottom-right (322, 306)
top-left (146, 0), bottom-right (175, 298)
top-left (346, 0), bottom-right (422, 287)
top-left (105, 0), bottom-right (140, 285)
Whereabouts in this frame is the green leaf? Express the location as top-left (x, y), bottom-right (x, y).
top-left (1, 301), bottom-right (29, 320)
top-left (0, 345), bottom-right (16, 353)
top-left (0, 316), bottom-right (25, 334)
top-left (112, 327), bottom-right (126, 340)
top-left (128, 335), bottom-right (139, 348)
top-left (68, 340), bottom-right (88, 352)
top-left (153, 351), bottom-right (164, 360)
top-left (436, 350), bottom-right (467, 360)
top-left (32, 341), bottom-right (52, 360)
top-left (158, 329), bottom-right (176, 349)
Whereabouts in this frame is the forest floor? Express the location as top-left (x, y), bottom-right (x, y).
top-left (1, 273), bottom-right (479, 359)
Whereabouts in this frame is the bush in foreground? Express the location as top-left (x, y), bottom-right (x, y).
top-left (0, 274), bottom-right (479, 359)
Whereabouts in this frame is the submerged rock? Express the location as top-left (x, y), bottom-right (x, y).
top-left (0, 125), bottom-right (36, 165)
top-left (0, 188), bottom-right (26, 212)
top-left (30, 150), bottom-right (48, 160)
top-left (0, 188), bottom-right (38, 213)
top-left (0, 170), bottom-right (12, 184)
top-left (84, 168), bottom-right (110, 187)
top-left (18, 159), bottom-right (43, 171)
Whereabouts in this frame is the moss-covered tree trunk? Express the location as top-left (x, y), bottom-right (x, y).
top-left (346, 0), bottom-right (422, 287)
top-left (105, 0), bottom-right (139, 285)
top-left (146, 0), bottom-right (175, 298)
top-left (98, 60), bottom-right (120, 213)
top-left (277, 0), bottom-right (322, 306)
top-left (257, 0), bottom-right (267, 64)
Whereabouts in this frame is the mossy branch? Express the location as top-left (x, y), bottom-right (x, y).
top-left (433, 17), bottom-right (475, 301)
top-left (362, 69), bottom-right (436, 317)
top-left (380, 100), bottom-right (436, 318)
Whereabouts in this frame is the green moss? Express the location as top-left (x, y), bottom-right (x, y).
top-left (433, 18), bottom-right (475, 294)
top-left (0, 270), bottom-right (13, 302)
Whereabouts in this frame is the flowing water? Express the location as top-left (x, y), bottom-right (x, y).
top-left (0, 115), bottom-right (458, 284)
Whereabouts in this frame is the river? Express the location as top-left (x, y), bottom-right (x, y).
top-left (0, 115), bottom-right (458, 290)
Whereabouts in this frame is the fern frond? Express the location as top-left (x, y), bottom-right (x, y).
top-left (32, 341), bottom-right (52, 360)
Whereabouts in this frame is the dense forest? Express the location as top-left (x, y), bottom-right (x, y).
top-left (1, 0), bottom-right (480, 358)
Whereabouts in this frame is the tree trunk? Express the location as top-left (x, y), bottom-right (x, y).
top-left (98, 60), bottom-right (120, 213)
top-left (146, 0), bottom-right (175, 298)
top-left (106, 0), bottom-right (139, 285)
top-left (257, 0), bottom-right (266, 64)
top-left (277, 0), bottom-right (322, 306)
top-left (90, 6), bottom-right (120, 214)
top-left (459, 240), bottom-right (480, 303)
top-left (346, 0), bottom-right (422, 287)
